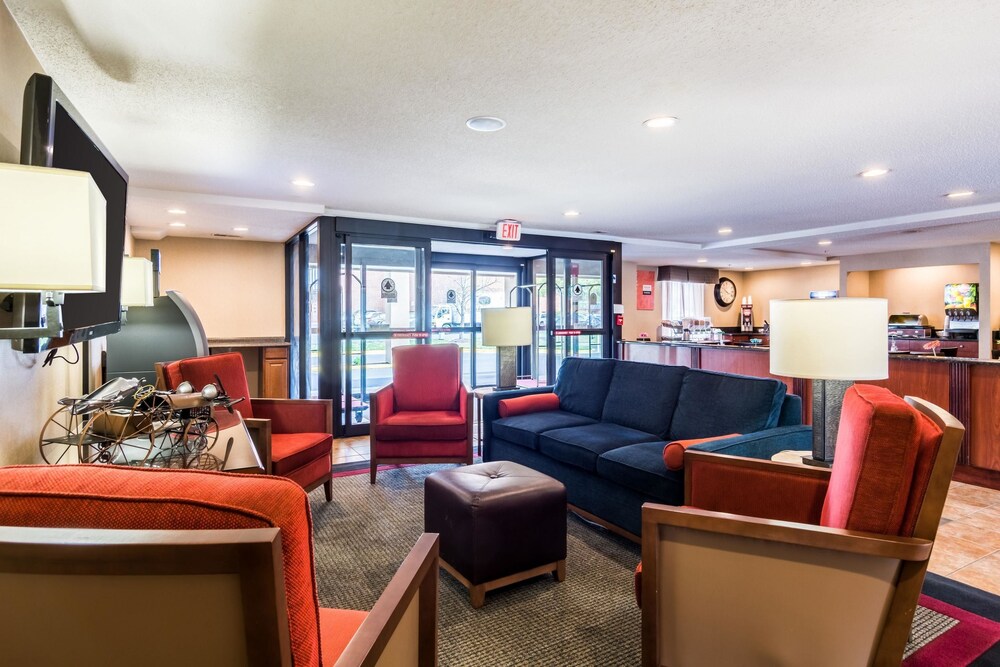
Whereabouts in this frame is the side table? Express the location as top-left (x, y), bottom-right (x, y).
top-left (472, 382), bottom-right (541, 456)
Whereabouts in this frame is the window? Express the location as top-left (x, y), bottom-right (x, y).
top-left (662, 281), bottom-right (705, 320)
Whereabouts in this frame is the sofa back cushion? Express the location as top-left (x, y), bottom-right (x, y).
top-left (553, 358), bottom-right (616, 419)
top-left (393, 343), bottom-right (461, 411)
top-left (668, 369), bottom-right (786, 440)
top-left (601, 361), bottom-right (687, 437)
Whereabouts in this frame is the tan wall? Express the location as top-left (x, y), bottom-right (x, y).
top-left (133, 237), bottom-right (285, 339)
top-left (621, 262), bottom-right (663, 340)
top-left (867, 264), bottom-right (978, 329)
top-left (703, 270), bottom-right (744, 328)
top-left (742, 264), bottom-right (840, 324)
top-left (0, 5), bottom-right (81, 466)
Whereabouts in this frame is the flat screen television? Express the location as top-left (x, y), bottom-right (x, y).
top-left (15, 73), bottom-right (128, 353)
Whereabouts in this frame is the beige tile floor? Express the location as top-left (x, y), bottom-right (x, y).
top-left (332, 436), bottom-right (1000, 595)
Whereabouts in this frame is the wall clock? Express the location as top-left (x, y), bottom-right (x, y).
top-left (714, 277), bottom-right (737, 307)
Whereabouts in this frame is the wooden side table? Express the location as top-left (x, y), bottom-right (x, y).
top-left (472, 381), bottom-right (543, 456)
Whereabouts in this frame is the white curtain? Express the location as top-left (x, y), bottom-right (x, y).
top-left (663, 281), bottom-right (705, 320)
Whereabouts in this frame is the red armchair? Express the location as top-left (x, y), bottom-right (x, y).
top-left (637, 384), bottom-right (964, 667)
top-left (370, 344), bottom-right (473, 484)
top-left (0, 465), bottom-right (439, 666)
top-left (158, 352), bottom-right (334, 500)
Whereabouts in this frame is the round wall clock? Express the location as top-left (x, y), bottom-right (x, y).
top-left (714, 277), bottom-right (737, 307)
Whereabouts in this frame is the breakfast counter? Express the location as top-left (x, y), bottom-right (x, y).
top-left (620, 340), bottom-right (1000, 486)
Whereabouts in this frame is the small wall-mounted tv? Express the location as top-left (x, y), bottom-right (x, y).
top-left (15, 73), bottom-right (128, 353)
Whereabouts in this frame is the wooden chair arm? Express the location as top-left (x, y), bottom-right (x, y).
top-left (336, 533), bottom-right (440, 666)
top-left (641, 503), bottom-right (932, 561)
top-left (243, 417), bottom-right (273, 474)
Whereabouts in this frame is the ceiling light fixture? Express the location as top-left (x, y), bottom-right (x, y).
top-left (945, 190), bottom-right (975, 198)
top-left (233, 226), bottom-right (249, 232)
top-left (291, 178), bottom-right (315, 187)
top-left (801, 261), bottom-right (812, 266)
top-left (643, 116), bottom-right (678, 129)
top-left (818, 240), bottom-right (833, 246)
top-left (744, 267), bottom-right (754, 271)
top-left (168, 221), bottom-right (186, 228)
top-left (696, 257), bottom-right (708, 263)
top-left (466, 116), bottom-right (506, 132)
top-left (718, 227), bottom-right (732, 235)
top-left (564, 210), bottom-right (580, 217)
top-left (166, 208), bottom-right (186, 215)
top-left (859, 168), bottom-right (890, 178)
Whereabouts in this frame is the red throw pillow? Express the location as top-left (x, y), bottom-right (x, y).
top-left (498, 393), bottom-right (560, 418)
top-left (662, 434), bottom-right (740, 471)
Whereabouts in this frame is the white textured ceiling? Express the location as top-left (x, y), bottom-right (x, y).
top-left (7, 0), bottom-right (1000, 269)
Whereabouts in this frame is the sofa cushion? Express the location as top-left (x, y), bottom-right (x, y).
top-left (662, 434), bottom-right (740, 471)
top-left (376, 410), bottom-right (467, 441)
top-left (601, 361), bottom-right (687, 437)
top-left (271, 432), bottom-right (333, 476)
top-left (492, 411), bottom-right (597, 450)
top-left (596, 441), bottom-right (683, 503)
top-left (668, 369), bottom-right (786, 440)
top-left (499, 393), bottom-right (561, 418)
top-left (553, 358), bottom-right (616, 420)
top-left (539, 422), bottom-right (660, 472)
top-left (319, 607), bottom-right (368, 666)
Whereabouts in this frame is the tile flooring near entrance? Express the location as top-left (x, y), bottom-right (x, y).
top-left (331, 437), bottom-right (1000, 596)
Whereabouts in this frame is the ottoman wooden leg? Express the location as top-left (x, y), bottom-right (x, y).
top-left (555, 559), bottom-right (566, 582)
top-left (470, 584), bottom-right (487, 609)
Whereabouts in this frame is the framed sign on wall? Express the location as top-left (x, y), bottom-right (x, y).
top-left (636, 269), bottom-right (656, 310)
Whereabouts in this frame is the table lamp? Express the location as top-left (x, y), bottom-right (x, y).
top-left (769, 298), bottom-right (888, 465)
top-left (482, 307), bottom-right (532, 390)
top-left (121, 257), bottom-right (155, 308)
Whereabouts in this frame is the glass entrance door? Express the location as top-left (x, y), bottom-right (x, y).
top-left (546, 255), bottom-right (609, 378)
top-left (340, 239), bottom-right (428, 436)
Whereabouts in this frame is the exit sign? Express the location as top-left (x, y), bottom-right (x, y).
top-left (496, 219), bottom-right (522, 242)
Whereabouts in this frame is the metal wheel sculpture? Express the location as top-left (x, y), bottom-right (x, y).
top-left (147, 397), bottom-right (221, 469)
top-left (39, 402), bottom-right (104, 465)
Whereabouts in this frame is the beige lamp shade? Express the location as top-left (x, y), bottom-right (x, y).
top-left (121, 257), bottom-right (154, 307)
top-left (0, 162), bottom-right (107, 292)
top-left (769, 298), bottom-right (888, 380)
top-left (482, 307), bottom-right (533, 347)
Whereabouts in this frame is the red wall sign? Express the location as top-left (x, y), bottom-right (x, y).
top-left (496, 220), bottom-right (522, 242)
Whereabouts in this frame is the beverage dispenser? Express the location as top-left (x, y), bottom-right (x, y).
top-left (943, 283), bottom-right (978, 339)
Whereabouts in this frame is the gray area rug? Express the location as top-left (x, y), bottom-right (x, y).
top-left (309, 464), bottom-right (642, 666)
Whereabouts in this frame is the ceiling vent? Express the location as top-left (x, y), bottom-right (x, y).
top-left (212, 233), bottom-right (241, 238)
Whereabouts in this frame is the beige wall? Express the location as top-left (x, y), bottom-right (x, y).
top-left (742, 264), bottom-right (840, 324)
top-left (133, 237), bottom-right (285, 339)
top-left (703, 270), bottom-right (744, 327)
top-left (621, 262), bottom-right (663, 340)
top-left (0, 4), bottom-right (82, 466)
top-left (865, 264), bottom-right (978, 329)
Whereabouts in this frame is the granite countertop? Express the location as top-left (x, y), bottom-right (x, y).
top-left (208, 337), bottom-right (289, 348)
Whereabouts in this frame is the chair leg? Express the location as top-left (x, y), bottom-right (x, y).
top-left (324, 478), bottom-right (333, 502)
top-left (370, 456), bottom-right (377, 484)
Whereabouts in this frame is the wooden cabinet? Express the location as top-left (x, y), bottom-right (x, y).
top-left (261, 347), bottom-right (289, 399)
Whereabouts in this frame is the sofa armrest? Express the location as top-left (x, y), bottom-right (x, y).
top-left (371, 385), bottom-right (396, 424)
top-left (254, 399), bottom-right (333, 435)
top-left (243, 417), bottom-right (273, 474)
top-left (686, 424), bottom-right (812, 460)
top-left (335, 533), bottom-right (440, 666)
top-left (683, 450), bottom-right (830, 524)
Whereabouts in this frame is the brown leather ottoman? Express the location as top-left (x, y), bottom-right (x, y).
top-left (424, 460), bottom-right (567, 608)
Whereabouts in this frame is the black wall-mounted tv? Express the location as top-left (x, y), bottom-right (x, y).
top-left (16, 73), bottom-right (129, 353)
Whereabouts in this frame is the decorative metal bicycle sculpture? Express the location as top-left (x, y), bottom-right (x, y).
top-left (40, 375), bottom-right (245, 471)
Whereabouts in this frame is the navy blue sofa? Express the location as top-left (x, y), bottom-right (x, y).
top-left (482, 357), bottom-right (811, 538)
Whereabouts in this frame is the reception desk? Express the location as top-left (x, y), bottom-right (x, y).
top-left (620, 340), bottom-right (1000, 487)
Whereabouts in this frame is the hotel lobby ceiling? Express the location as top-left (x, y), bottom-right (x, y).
top-left (7, 0), bottom-right (1000, 268)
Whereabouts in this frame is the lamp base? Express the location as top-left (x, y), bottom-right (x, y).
top-left (807, 378), bottom-right (852, 465)
top-left (495, 346), bottom-right (518, 390)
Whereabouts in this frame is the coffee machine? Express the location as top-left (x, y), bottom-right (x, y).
top-left (943, 283), bottom-right (979, 340)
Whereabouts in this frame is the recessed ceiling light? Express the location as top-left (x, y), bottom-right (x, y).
top-left (818, 240), bottom-right (833, 246)
top-left (166, 208), bottom-right (186, 215)
top-left (696, 257), bottom-right (708, 263)
top-left (801, 261), bottom-right (812, 266)
top-left (466, 116), bottom-right (506, 132)
top-left (168, 221), bottom-right (186, 228)
top-left (859, 168), bottom-right (890, 178)
top-left (502, 244), bottom-right (514, 251)
top-left (564, 210), bottom-right (580, 217)
top-left (233, 226), bottom-right (249, 232)
top-left (718, 227), bottom-right (732, 235)
top-left (291, 178), bottom-right (315, 188)
top-left (945, 190), bottom-right (975, 198)
top-left (744, 267), bottom-right (754, 271)
top-left (643, 116), bottom-right (678, 129)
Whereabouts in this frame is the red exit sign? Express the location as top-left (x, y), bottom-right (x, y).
top-left (496, 219), bottom-right (522, 242)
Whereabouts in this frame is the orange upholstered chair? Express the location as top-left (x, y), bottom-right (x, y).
top-left (0, 465), bottom-right (439, 666)
top-left (637, 384), bottom-right (964, 667)
top-left (369, 344), bottom-right (473, 483)
top-left (159, 352), bottom-right (334, 500)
